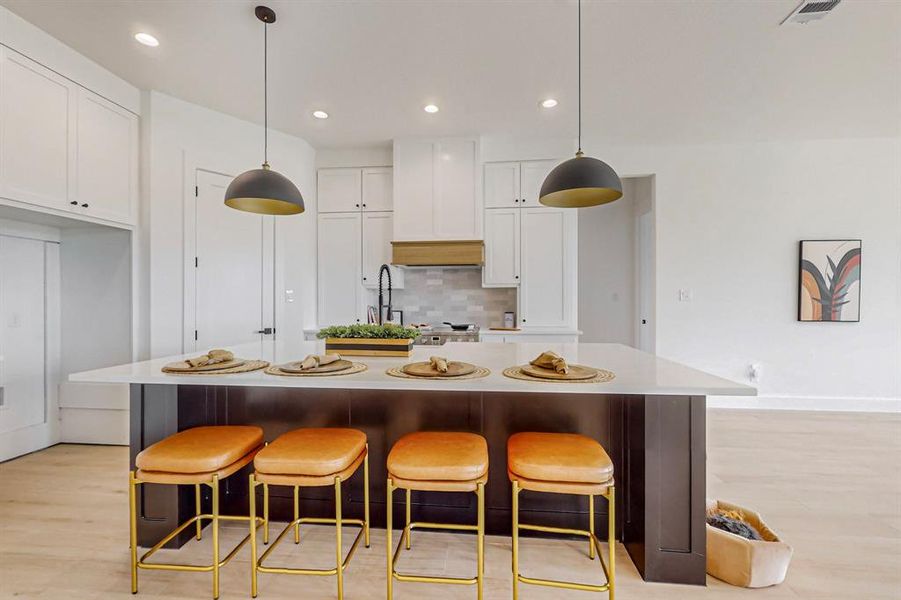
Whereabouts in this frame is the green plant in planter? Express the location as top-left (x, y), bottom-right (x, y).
top-left (317, 323), bottom-right (421, 340)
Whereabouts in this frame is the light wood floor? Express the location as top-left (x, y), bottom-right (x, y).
top-left (1, 409), bottom-right (899, 600)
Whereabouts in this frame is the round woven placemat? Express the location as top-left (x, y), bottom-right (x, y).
top-left (502, 366), bottom-right (615, 384)
top-left (162, 360), bottom-right (269, 375)
top-left (265, 362), bottom-right (368, 377)
top-left (386, 366), bottom-right (491, 380)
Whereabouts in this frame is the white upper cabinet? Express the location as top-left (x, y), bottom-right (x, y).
top-left (318, 167), bottom-right (393, 213)
top-left (519, 207), bottom-right (577, 328)
top-left (317, 212), bottom-right (363, 326)
top-left (483, 208), bottom-right (520, 287)
top-left (318, 168), bottom-right (362, 213)
top-left (519, 160), bottom-right (558, 207)
top-left (361, 211), bottom-right (404, 289)
top-left (0, 47), bottom-right (75, 210)
top-left (393, 137), bottom-right (481, 241)
top-left (361, 167), bottom-right (393, 211)
top-left (433, 138), bottom-right (480, 239)
top-left (74, 88), bottom-right (137, 224)
top-left (484, 162), bottom-right (520, 208)
top-left (0, 46), bottom-right (138, 226)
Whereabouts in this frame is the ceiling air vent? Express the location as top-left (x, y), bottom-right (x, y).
top-left (781, 0), bottom-right (841, 25)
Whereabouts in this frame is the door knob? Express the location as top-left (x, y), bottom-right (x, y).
top-left (254, 327), bottom-right (274, 335)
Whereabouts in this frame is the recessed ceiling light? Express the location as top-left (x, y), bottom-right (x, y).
top-left (312, 110), bottom-right (329, 119)
top-left (423, 104), bottom-right (439, 114)
top-left (134, 32), bottom-right (159, 47)
top-left (541, 98), bottom-right (558, 108)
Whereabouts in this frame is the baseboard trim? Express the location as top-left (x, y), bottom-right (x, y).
top-left (708, 394), bottom-right (901, 413)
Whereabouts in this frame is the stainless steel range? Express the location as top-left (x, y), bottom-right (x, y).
top-left (413, 326), bottom-right (480, 345)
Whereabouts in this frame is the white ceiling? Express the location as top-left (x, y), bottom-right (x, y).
top-left (3, 0), bottom-right (899, 149)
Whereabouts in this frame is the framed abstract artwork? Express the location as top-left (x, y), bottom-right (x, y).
top-left (798, 239), bottom-right (861, 322)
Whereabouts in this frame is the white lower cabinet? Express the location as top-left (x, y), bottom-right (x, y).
top-left (317, 213), bottom-right (363, 326)
top-left (483, 208), bottom-right (520, 286)
top-left (519, 207), bottom-right (577, 328)
top-left (479, 332), bottom-right (580, 344)
top-left (361, 211), bottom-right (404, 289)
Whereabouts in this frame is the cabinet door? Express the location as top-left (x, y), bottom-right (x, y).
top-left (362, 167), bottom-right (393, 212)
top-left (520, 207), bottom-right (577, 327)
top-left (520, 160), bottom-right (558, 207)
top-left (317, 213), bottom-right (363, 326)
top-left (433, 138), bottom-right (480, 239)
top-left (483, 208), bottom-right (520, 287)
top-left (392, 139), bottom-right (434, 241)
top-left (318, 168), bottom-right (362, 213)
top-left (0, 47), bottom-right (75, 210)
top-left (74, 88), bottom-right (138, 224)
top-left (362, 211), bottom-right (404, 289)
top-left (484, 162), bottom-right (520, 208)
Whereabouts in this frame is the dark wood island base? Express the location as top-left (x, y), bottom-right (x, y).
top-left (130, 384), bottom-right (706, 585)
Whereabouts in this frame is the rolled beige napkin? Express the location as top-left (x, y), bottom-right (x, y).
top-left (299, 353), bottom-right (342, 370)
top-left (429, 356), bottom-right (449, 373)
top-left (530, 350), bottom-right (569, 374)
top-left (187, 349), bottom-right (234, 368)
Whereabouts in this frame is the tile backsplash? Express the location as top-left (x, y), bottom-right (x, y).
top-left (376, 268), bottom-right (516, 327)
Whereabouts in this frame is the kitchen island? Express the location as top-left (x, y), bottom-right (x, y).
top-left (71, 340), bottom-right (754, 585)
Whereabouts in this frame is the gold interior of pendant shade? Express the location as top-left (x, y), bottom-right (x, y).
top-left (224, 197), bottom-right (304, 215)
top-left (539, 187), bottom-right (623, 208)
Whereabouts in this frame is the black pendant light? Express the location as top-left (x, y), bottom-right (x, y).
top-left (224, 6), bottom-right (305, 215)
top-left (539, 0), bottom-right (622, 208)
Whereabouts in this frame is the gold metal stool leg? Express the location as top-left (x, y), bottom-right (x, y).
top-left (129, 471), bottom-right (139, 594)
top-left (335, 476), bottom-right (344, 600)
top-left (386, 478), bottom-right (394, 600)
top-left (364, 445), bottom-right (371, 548)
top-left (476, 482), bottom-right (485, 600)
top-left (195, 484), bottom-right (203, 540)
top-left (211, 474), bottom-right (220, 600)
top-left (589, 494), bottom-right (596, 560)
top-left (404, 488), bottom-right (412, 550)
top-left (293, 486), bottom-right (300, 544)
top-left (607, 486), bottom-right (616, 600)
top-left (511, 480), bottom-right (519, 600)
top-left (250, 474), bottom-right (259, 598)
top-left (262, 483), bottom-right (270, 544)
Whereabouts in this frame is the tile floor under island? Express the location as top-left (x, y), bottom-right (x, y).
top-left (0, 409), bottom-right (899, 600)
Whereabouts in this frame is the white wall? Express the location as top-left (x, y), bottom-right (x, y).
top-left (316, 145), bottom-right (392, 169)
top-left (578, 179), bottom-right (637, 345)
top-left (144, 91), bottom-right (317, 358)
top-left (578, 136), bottom-right (901, 411)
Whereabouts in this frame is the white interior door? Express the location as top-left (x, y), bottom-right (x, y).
top-left (193, 170), bottom-right (274, 351)
top-left (637, 211), bottom-right (655, 353)
top-left (0, 234), bottom-right (58, 461)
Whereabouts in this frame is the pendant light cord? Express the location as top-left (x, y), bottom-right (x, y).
top-left (263, 20), bottom-right (269, 166)
top-left (577, 0), bottom-right (582, 155)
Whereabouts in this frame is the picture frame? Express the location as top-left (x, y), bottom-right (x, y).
top-left (798, 239), bottom-right (861, 322)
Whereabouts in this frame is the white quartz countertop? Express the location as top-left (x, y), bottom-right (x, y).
top-left (70, 341), bottom-right (756, 397)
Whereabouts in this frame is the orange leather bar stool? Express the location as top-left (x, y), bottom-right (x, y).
top-left (508, 432), bottom-right (616, 599)
top-left (129, 425), bottom-right (264, 599)
top-left (249, 428), bottom-right (370, 600)
top-left (386, 431), bottom-right (488, 600)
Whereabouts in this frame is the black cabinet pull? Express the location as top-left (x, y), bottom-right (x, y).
top-left (70, 200), bottom-right (78, 205)
top-left (362, 203), bottom-right (367, 208)
top-left (515, 275), bottom-right (519, 279)
top-left (355, 203), bottom-right (360, 208)
top-left (81, 203), bottom-right (89, 208)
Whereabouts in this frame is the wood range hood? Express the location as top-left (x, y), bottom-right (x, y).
top-left (391, 240), bottom-right (484, 267)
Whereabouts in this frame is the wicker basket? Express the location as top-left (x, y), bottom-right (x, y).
top-left (706, 499), bottom-right (793, 588)
top-left (324, 337), bottom-right (413, 357)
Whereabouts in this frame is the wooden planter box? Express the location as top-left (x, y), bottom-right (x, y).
top-left (324, 337), bottom-right (414, 357)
